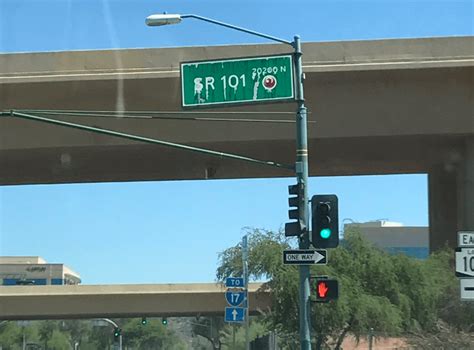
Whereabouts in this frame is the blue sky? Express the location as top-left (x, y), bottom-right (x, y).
top-left (0, 0), bottom-right (472, 284)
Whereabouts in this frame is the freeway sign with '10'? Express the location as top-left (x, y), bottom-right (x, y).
top-left (456, 248), bottom-right (474, 277)
top-left (180, 55), bottom-right (294, 107)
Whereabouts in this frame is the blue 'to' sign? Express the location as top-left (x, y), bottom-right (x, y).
top-left (225, 277), bottom-right (244, 288)
top-left (225, 291), bottom-right (245, 307)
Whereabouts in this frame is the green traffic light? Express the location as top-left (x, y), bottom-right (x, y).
top-left (162, 318), bottom-right (168, 326)
top-left (141, 317), bottom-right (147, 325)
top-left (113, 328), bottom-right (121, 337)
top-left (320, 228), bottom-right (331, 239)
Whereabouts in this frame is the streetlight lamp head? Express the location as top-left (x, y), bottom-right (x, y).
top-left (146, 14), bottom-right (182, 26)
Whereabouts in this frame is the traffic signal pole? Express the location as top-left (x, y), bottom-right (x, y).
top-left (242, 235), bottom-right (250, 350)
top-left (293, 35), bottom-right (312, 350)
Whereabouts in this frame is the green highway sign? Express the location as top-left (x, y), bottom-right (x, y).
top-left (181, 55), bottom-right (294, 107)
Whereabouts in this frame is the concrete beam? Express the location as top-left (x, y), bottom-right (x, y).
top-left (0, 36), bottom-right (472, 185)
top-left (0, 283), bottom-right (271, 320)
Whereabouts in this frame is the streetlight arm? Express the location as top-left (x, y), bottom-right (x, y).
top-left (180, 14), bottom-right (293, 46)
top-left (100, 318), bottom-right (119, 328)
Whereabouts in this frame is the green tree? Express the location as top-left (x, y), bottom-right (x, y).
top-left (38, 321), bottom-right (57, 350)
top-left (216, 228), bottom-right (447, 349)
top-left (0, 322), bottom-right (22, 349)
top-left (87, 324), bottom-right (112, 349)
top-left (220, 319), bottom-right (269, 350)
top-left (191, 316), bottom-right (225, 350)
top-left (61, 320), bottom-right (89, 349)
top-left (121, 318), bottom-right (186, 350)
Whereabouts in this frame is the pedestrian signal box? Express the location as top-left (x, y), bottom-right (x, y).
top-left (311, 278), bottom-right (338, 303)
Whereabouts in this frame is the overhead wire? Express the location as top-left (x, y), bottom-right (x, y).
top-left (16, 109), bottom-right (315, 124)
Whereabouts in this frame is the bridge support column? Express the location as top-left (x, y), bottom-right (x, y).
top-left (459, 138), bottom-right (474, 232)
top-left (429, 138), bottom-right (474, 252)
top-left (428, 165), bottom-right (458, 251)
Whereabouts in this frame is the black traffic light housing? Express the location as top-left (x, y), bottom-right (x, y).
top-left (285, 183), bottom-right (306, 237)
top-left (113, 327), bottom-right (121, 338)
top-left (161, 317), bottom-right (168, 326)
top-left (311, 194), bottom-right (339, 248)
top-left (141, 317), bottom-right (147, 325)
top-left (311, 277), bottom-right (339, 303)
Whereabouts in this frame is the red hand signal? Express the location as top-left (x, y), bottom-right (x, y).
top-left (318, 282), bottom-right (329, 298)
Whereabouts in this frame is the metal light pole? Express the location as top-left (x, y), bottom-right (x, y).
top-left (293, 35), bottom-right (311, 350)
top-left (242, 235), bottom-right (250, 350)
top-left (146, 13), bottom-right (312, 349)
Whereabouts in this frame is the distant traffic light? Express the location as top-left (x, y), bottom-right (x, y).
top-left (113, 327), bottom-right (121, 338)
top-left (285, 183), bottom-right (306, 237)
top-left (311, 194), bottom-right (339, 248)
top-left (312, 278), bottom-right (338, 302)
top-left (141, 317), bottom-right (147, 325)
top-left (161, 317), bottom-right (168, 326)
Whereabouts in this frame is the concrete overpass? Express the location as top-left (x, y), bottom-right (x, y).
top-left (0, 36), bottom-right (473, 250)
top-left (0, 283), bottom-right (270, 320)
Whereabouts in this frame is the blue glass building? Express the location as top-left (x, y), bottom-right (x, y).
top-left (344, 221), bottom-right (429, 259)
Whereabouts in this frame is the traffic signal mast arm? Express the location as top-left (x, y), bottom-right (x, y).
top-left (3, 111), bottom-right (294, 171)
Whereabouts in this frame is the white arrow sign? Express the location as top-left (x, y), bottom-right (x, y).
top-left (225, 307), bottom-right (245, 323)
top-left (460, 279), bottom-right (474, 301)
top-left (283, 249), bottom-right (327, 265)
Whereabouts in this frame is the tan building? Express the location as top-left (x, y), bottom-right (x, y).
top-left (0, 256), bottom-right (81, 285)
top-left (344, 220), bottom-right (429, 258)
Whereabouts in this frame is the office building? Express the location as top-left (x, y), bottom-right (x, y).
top-left (344, 220), bottom-right (429, 259)
top-left (0, 256), bottom-right (81, 285)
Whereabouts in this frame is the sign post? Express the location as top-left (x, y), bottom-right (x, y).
top-left (242, 235), bottom-right (250, 350)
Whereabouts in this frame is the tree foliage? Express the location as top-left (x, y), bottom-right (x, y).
top-left (0, 318), bottom-right (187, 350)
top-left (216, 227), bottom-right (474, 349)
